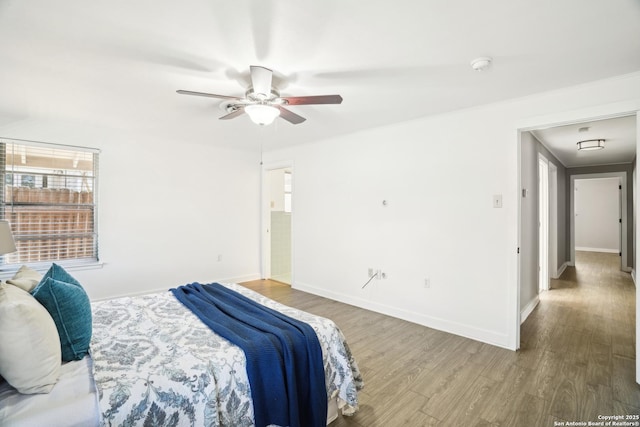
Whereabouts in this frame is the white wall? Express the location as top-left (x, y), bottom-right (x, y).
top-left (3, 74), bottom-right (639, 351)
top-left (264, 72), bottom-right (640, 350)
top-left (269, 169), bottom-right (286, 211)
top-left (0, 120), bottom-right (261, 300)
top-left (575, 178), bottom-right (620, 253)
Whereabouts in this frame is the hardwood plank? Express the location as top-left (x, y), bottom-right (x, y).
top-left (362, 390), bottom-right (432, 427)
top-left (440, 375), bottom-right (496, 426)
top-left (612, 355), bottom-right (640, 408)
top-left (525, 349), bottom-right (565, 401)
top-left (413, 356), bottom-right (486, 420)
top-left (238, 250), bottom-right (639, 424)
top-left (501, 392), bottom-right (551, 427)
top-left (479, 364), bottom-right (533, 424)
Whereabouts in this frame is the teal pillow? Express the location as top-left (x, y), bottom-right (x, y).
top-left (38, 263), bottom-right (82, 288)
top-left (32, 265), bottom-right (92, 362)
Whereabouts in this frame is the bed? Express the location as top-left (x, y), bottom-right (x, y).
top-left (0, 271), bottom-right (363, 427)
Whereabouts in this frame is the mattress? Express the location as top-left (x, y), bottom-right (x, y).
top-left (0, 355), bottom-right (100, 427)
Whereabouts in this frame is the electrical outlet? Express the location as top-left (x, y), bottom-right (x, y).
top-left (424, 278), bottom-right (430, 288)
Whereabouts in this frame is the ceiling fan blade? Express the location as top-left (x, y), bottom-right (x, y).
top-left (276, 106), bottom-right (306, 125)
top-left (176, 90), bottom-right (241, 100)
top-left (250, 65), bottom-right (273, 98)
top-left (281, 95), bottom-right (343, 105)
top-left (219, 108), bottom-right (245, 120)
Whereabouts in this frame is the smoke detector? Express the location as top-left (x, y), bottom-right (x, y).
top-left (470, 57), bottom-right (492, 71)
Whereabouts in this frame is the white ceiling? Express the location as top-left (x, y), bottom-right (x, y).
top-left (531, 115), bottom-right (637, 168)
top-left (0, 0), bottom-right (639, 153)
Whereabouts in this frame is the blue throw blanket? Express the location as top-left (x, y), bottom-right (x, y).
top-left (171, 283), bottom-right (327, 427)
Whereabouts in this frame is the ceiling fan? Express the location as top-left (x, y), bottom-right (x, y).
top-left (177, 65), bottom-right (343, 126)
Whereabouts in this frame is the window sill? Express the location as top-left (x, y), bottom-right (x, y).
top-left (0, 260), bottom-right (104, 280)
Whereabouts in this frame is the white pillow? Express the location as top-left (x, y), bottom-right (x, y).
top-left (6, 265), bottom-right (43, 292)
top-left (0, 283), bottom-right (61, 394)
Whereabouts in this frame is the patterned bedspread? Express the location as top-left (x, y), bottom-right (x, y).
top-left (90, 283), bottom-right (363, 427)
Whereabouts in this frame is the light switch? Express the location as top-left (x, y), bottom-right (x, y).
top-left (493, 194), bottom-right (502, 208)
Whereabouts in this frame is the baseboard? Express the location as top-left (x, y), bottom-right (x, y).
top-left (293, 281), bottom-right (512, 350)
top-left (575, 246), bottom-right (619, 253)
top-left (221, 273), bottom-right (262, 284)
top-left (92, 273), bottom-right (261, 302)
top-left (632, 269), bottom-right (636, 286)
top-left (520, 296), bottom-right (540, 324)
top-left (554, 262), bottom-right (569, 279)
top-left (92, 285), bottom-right (174, 301)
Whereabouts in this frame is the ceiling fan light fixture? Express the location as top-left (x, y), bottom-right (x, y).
top-left (577, 139), bottom-right (605, 151)
top-left (245, 104), bottom-right (280, 126)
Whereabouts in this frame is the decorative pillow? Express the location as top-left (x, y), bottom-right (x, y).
top-left (6, 265), bottom-right (43, 292)
top-left (37, 263), bottom-right (82, 288)
top-left (32, 264), bottom-right (92, 362)
top-left (0, 283), bottom-right (61, 394)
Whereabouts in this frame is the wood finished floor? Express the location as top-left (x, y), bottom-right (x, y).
top-left (240, 252), bottom-right (640, 426)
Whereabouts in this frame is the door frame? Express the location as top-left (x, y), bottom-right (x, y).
top-left (515, 107), bottom-right (638, 356)
top-left (549, 162), bottom-right (559, 279)
top-left (538, 154), bottom-right (550, 292)
top-left (261, 161), bottom-right (294, 282)
top-left (569, 172), bottom-right (627, 271)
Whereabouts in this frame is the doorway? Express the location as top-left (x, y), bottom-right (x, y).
top-left (549, 162), bottom-right (559, 279)
top-left (516, 110), bottom-right (638, 384)
top-left (569, 172), bottom-right (627, 271)
top-left (573, 176), bottom-right (622, 266)
top-left (264, 167), bottom-right (292, 284)
top-left (538, 155), bottom-right (550, 292)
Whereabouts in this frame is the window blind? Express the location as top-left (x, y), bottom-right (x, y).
top-left (0, 138), bottom-right (99, 267)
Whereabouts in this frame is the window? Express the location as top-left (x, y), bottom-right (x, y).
top-left (0, 138), bottom-right (99, 268)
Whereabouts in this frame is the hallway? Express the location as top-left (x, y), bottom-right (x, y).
top-left (520, 251), bottom-right (639, 421)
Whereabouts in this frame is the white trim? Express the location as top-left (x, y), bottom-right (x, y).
top-left (0, 261), bottom-right (104, 280)
top-left (514, 130), bottom-right (523, 350)
top-left (90, 273), bottom-right (261, 302)
top-left (570, 172), bottom-right (628, 271)
top-left (632, 268), bottom-right (636, 286)
top-left (636, 111), bottom-right (640, 385)
top-left (515, 101), bottom-right (640, 356)
top-left (575, 246), bottom-right (620, 253)
top-left (261, 161), bottom-right (295, 283)
top-left (294, 280), bottom-right (512, 349)
top-left (520, 296), bottom-right (540, 324)
top-left (548, 162), bottom-right (559, 281)
top-left (218, 273), bottom-right (263, 285)
top-left (555, 261), bottom-right (569, 279)
top-left (538, 154), bottom-right (550, 292)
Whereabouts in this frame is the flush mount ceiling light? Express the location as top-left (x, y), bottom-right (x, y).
top-left (244, 104), bottom-right (281, 126)
top-left (470, 56), bottom-right (492, 71)
top-left (577, 139), bottom-right (605, 151)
